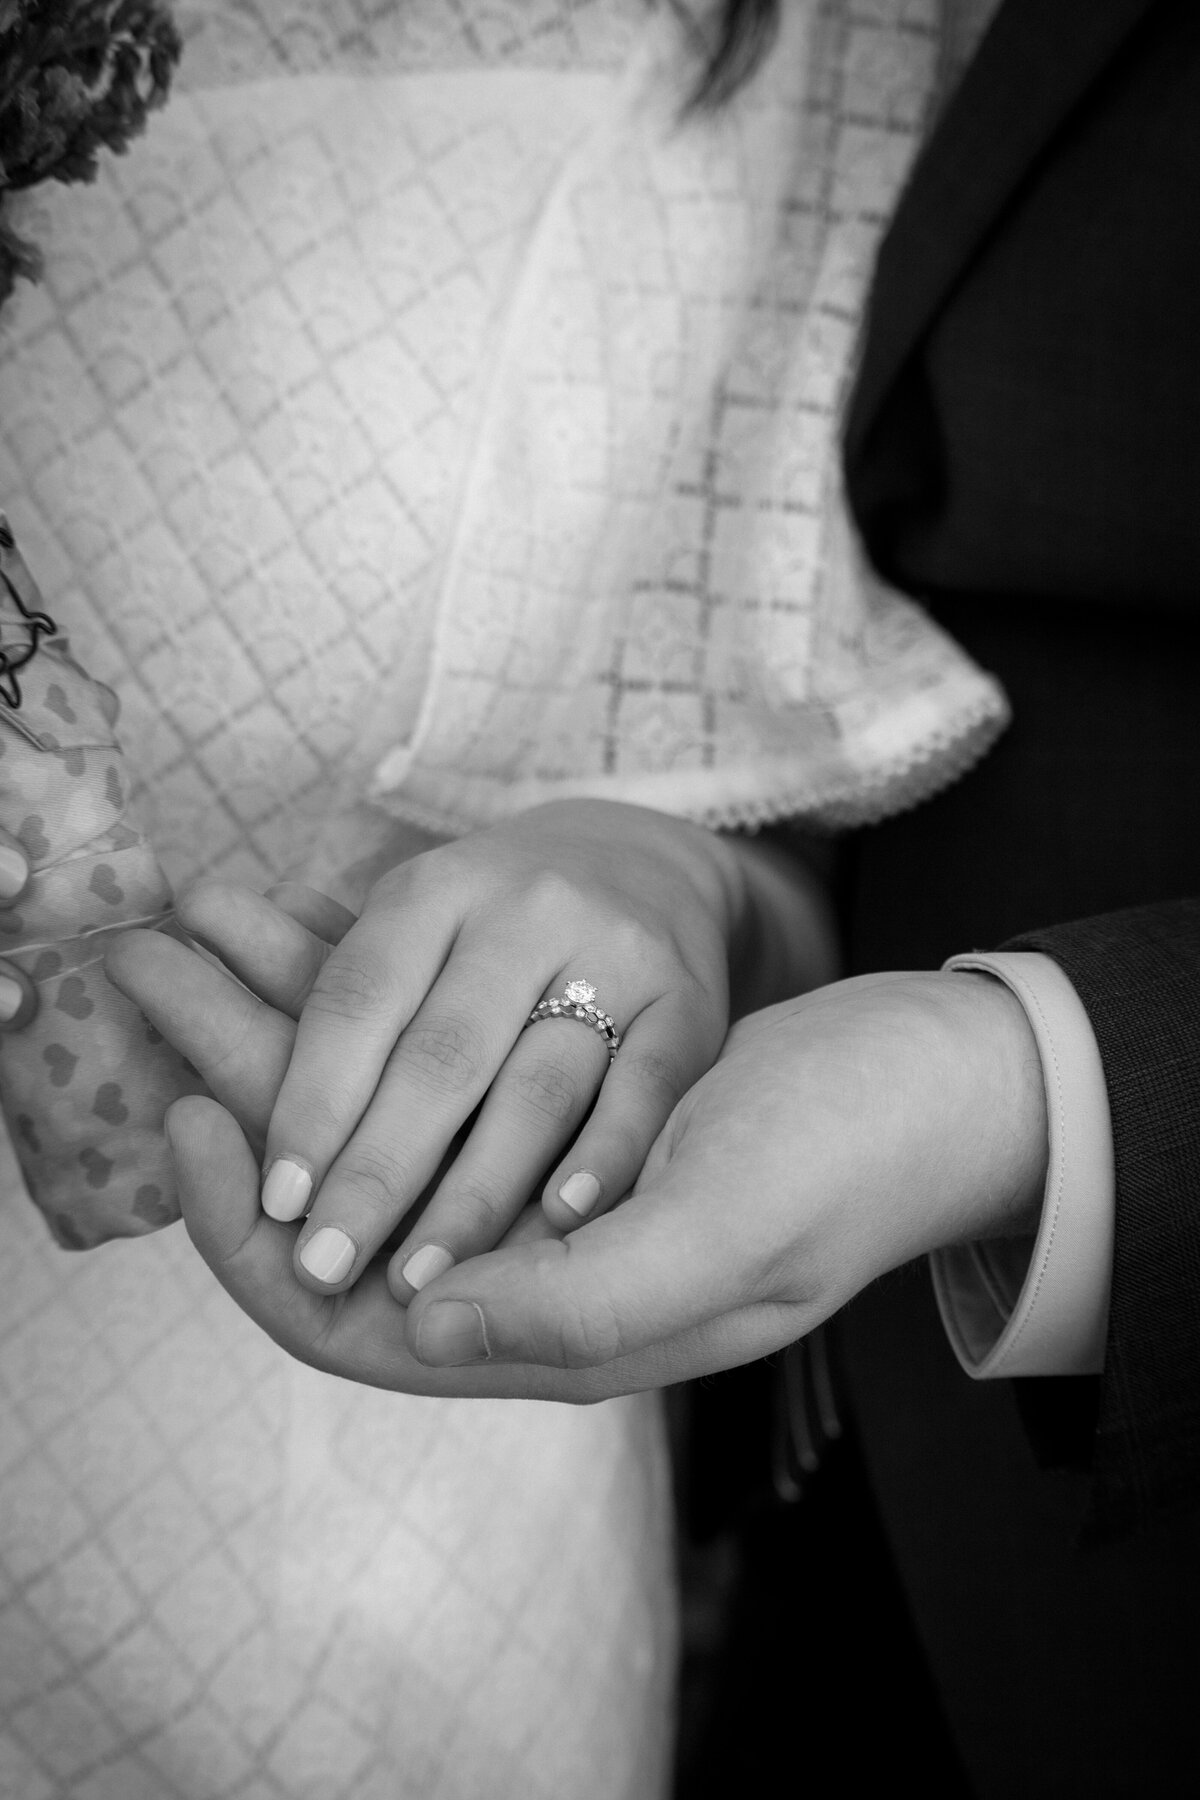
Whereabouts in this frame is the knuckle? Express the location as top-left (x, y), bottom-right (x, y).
top-left (276, 1078), bottom-right (350, 1146)
top-left (290, 1297), bottom-right (339, 1364)
top-left (331, 1141), bottom-right (414, 1219)
top-left (524, 868), bottom-right (585, 929)
top-left (395, 1014), bottom-right (489, 1097)
top-left (526, 868), bottom-right (574, 909)
top-left (606, 912), bottom-right (667, 968)
top-left (307, 950), bottom-right (397, 1023)
top-left (531, 1241), bottom-right (625, 1369)
top-left (199, 1010), bottom-right (256, 1080)
top-left (557, 1296), bottom-right (625, 1369)
top-left (509, 1055), bottom-right (584, 1127)
top-left (440, 1171), bottom-right (516, 1233)
top-left (173, 877), bottom-right (226, 933)
top-left (384, 842), bottom-right (462, 910)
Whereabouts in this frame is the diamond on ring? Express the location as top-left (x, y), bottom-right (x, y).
top-left (524, 979), bottom-right (620, 1062)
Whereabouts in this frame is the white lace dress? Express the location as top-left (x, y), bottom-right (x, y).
top-left (0, 6), bottom-right (677, 1798)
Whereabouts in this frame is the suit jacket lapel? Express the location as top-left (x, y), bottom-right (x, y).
top-left (844, 0), bottom-right (1159, 463)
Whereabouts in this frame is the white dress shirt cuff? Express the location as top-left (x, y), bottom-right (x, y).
top-left (930, 950), bottom-right (1114, 1378)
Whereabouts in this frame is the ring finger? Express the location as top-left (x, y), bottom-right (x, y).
top-left (386, 1009), bottom-right (614, 1298)
top-left (539, 989), bottom-right (717, 1231)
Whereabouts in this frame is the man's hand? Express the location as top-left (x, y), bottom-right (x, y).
top-left (162, 969), bottom-right (1049, 1401)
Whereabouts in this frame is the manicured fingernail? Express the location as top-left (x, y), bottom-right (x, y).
top-left (401, 1243), bottom-right (455, 1292)
top-left (558, 1170), bottom-right (602, 1219)
top-left (0, 845), bottom-right (27, 899)
top-left (416, 1301), bottom-right (490, 1367)
top-left (261, 1158), bottom-right (312, 1221)
top-left (299, 1226), bottom-right (357, 1285)
top-left (0, 974), bottom-right (24, 1022)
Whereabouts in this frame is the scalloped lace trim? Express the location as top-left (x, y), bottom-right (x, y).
top-left (369, 2), bottom-right (1011, 847)
top-left (372, 686), bottom-right (1011, 840)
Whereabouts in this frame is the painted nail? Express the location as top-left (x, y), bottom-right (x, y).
top-left (0, 845), bottom-right (27, 900)
top-left (299, 1226), bottom-right (357, 1285)
top-left (261, 1158), bottom-right (312, 1222)
top-left (416, 1301), bottom-right (490, 1367)
top-left (401, 1243), bottom-right (455, 1292)
top-left (557, 1170), bottom-right (602, 1219)
top-left (0, 974), bottom-right (25, 1023)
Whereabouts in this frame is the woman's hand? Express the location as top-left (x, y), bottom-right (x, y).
top-left (251, 800), bottom-right (831, 1301)
top-left (151, 801), bottom-right (834, 1308)
top-left (160, 968), bottom-right (1049, 1401)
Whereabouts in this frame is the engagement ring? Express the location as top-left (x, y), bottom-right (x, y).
top-left (524, 979), bottom-right (621, 1062)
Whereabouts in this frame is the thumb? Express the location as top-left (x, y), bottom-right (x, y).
top-left (405, 1156), bottom-right (756, 1371)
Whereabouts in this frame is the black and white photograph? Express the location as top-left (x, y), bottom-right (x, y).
top-left (0, 2), bottom-right (1196, 1795)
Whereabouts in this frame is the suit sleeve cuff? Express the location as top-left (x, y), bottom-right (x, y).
top-left (930, 950), bottom-right (1114, 1379)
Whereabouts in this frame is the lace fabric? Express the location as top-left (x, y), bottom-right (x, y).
top-left (0, 0), bottom-right (1008, 887)
top-left (0, 5), bottom-right (1011, 1792)
top-left (369, 0), bottom-right (1010, 836)
top-left (0, 42), bottom-right (625, 891)
top-left (0, 9), bottom-right (676, 1797)
top-left (173, 0), bottom-right (643, 83)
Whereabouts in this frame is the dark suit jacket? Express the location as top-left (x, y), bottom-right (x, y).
top-left (830, 0), bottom-right (1200, 1785)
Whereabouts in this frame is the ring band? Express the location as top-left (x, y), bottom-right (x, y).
top-left (524, 979), bottom-right (621, 1063)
